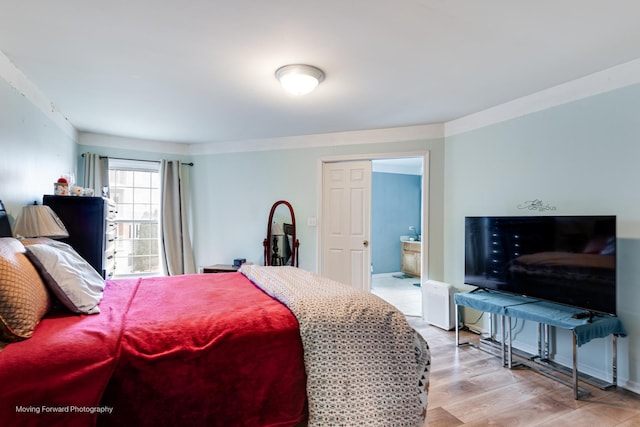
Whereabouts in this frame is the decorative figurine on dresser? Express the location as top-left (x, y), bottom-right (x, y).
top-left (43, 195), bottom-right (117, 279)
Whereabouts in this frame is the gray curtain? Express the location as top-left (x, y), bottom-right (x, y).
top-left (160, 160), bottom-right (196, 275)
top-left (82, 152), bottom-right (109, 197)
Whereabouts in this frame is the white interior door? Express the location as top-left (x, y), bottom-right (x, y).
top-left (320, 160), bottom-right (372, 291)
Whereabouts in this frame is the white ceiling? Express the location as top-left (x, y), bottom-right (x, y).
top-left (1, 1), bottom-right (639, 146)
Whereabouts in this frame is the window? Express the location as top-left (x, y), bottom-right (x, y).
top-left (108, 160), bottom-right (161, 277)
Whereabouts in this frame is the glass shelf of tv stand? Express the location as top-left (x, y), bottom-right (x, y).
top-left (454, 290), bottom-right (626, 399)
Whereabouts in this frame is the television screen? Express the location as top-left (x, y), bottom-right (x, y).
top-left (465, 216), bottom-right (616, 315)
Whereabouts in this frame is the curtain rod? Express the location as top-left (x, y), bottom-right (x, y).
top-left (81, 154), bottom-right (194, 166)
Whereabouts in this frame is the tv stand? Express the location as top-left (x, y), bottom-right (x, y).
top-left (454, 291), bottom-right (626, 399)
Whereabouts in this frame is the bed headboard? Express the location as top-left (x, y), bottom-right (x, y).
top-left (0, 200), bottom-right (12, 237)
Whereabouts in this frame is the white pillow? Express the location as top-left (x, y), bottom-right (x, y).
top-left (25, 242), bottom-right (104, 315)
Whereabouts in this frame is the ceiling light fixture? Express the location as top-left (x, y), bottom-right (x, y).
top-left (275, 64), bottom-right (325, 96)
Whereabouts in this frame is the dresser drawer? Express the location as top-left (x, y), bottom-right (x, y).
top-left (104, 255), bottom-right (116, 279)
top-left (44, 195), bottom-right (118, 279)
top-left (105, 223), bottom-right (117, 240)
top-left (104, 237), bottom-right (117, 255)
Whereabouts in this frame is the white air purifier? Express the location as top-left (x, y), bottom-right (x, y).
top-left (424, 280), bottom-right (456, 330)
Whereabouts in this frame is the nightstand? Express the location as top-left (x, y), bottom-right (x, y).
top-left (201, 264), bottom-right (239, 274)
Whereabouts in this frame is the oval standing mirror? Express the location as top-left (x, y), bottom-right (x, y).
top-left (263, 200), bottom-right (299, 267)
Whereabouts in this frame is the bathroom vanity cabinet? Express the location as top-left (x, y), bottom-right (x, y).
top-left (401, 241), bottom-right (421, 277)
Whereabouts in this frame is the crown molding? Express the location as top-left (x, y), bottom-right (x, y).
top-left (0, 50), bottom-right (77, 141)
top-left (444, 58), bottom-right (640, 137)
top-left (79, 132), bottom-right (191, 156)
top-left (188, 123), bottom-right (444, 155)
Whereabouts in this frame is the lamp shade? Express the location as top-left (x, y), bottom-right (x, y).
top-left (13, 204), bottom-right (69, 238)
top-left (275, 64), bottom-right (325, 95)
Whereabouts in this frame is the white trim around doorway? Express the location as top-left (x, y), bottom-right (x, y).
top-left (317, 150), bottom-right (430, 318)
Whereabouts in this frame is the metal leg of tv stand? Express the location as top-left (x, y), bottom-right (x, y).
top-left (545, 324), bottom-right (550, 359)
top-left (455, 304), bottom-right (468, 346)
top-left (507, 316), bottom-right (513, 369)
top-left (572, 333), bottom-right (579, 399)
top-left (501, 315), bottom-right (506, 367)
top-left (495, 314), bottom-right (513, 368)
top-left (613, 334), bottom-right (618, 387)
top-left (537, 323), bottom-right (551, 361)
top-left (455, 305), bottom-right (512, 370)
top-left (571, 331), bottom-right (619, 399)
top-left (455, 303), bottom-right (474, 347)
top-left (455, 303), bottom-right (461, 345)
top-left (571, 331), bottom-right (618, 399)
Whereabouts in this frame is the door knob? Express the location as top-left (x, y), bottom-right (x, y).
top-left (363, 240), bottom-right (369, 247)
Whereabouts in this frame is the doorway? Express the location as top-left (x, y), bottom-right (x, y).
top-left (318, 152), bottom-right (428, 317)
top-left (370, 157), bottom-right (423, 316)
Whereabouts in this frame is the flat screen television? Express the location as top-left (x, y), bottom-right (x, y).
top-left (464, 216), bottom-right (617, 315)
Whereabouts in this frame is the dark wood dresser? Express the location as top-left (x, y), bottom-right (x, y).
top-left (43, 195), bottom-right (117, 278)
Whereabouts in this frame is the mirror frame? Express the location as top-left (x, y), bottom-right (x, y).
top-left (263, 200), bottom-right (299, 267)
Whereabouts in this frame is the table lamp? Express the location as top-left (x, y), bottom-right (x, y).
top-left (13, 203), bottom-right (69, 238)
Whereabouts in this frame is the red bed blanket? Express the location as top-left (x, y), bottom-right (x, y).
top-left (0, 273), bottom-right (307, 427)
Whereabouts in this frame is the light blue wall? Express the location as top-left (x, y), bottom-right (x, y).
top-left (0, 77), bottom-right (77, 223)
top-left (444, 83), bottom-right (640, 393)
top-left (189, 141), bottom-right (445, 279)
top-left (371, 172), bottom-right (421, 274)
top-left (75, 137), bottom-right (445, 280)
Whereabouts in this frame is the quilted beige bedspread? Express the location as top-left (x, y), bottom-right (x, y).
top-left (241, 265), bottom-right (430, 427)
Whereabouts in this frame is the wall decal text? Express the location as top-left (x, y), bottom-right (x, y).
top-left (517, 199), bottom-right (557, 212)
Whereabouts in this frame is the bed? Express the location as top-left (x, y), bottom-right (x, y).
top-left (0, 206), bottom-right (430, 427)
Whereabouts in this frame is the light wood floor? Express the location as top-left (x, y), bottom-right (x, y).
top-left (406, 317), bottom-right (640, 427)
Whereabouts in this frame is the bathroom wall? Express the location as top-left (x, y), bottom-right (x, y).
top-left (371, 172), bottom-right (421, 274)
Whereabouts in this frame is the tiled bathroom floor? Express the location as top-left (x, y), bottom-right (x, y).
top-left (371, 273), bottom-right (422, 317)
